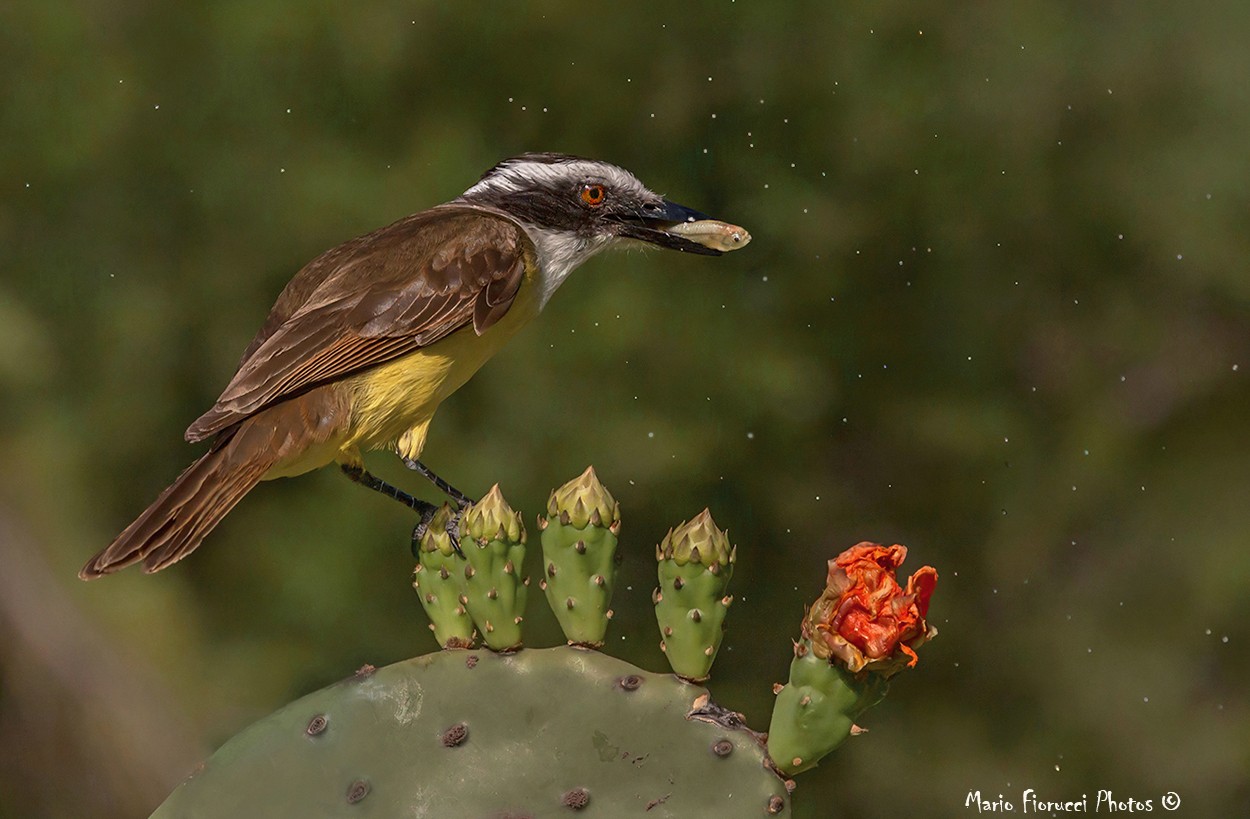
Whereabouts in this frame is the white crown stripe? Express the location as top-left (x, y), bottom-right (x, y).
top-left (462, 159), bottom-right (647, 200)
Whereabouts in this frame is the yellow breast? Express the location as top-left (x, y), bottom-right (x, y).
top-left (343, 277), bottom-right (542, 459)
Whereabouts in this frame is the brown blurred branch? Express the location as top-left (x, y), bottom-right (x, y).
top-left (0, 508), bottom-right (206, 818)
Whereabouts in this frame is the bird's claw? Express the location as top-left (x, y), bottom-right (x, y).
top-left (411, 504), bottom-right (466, 559)
top-left (446, 507), bottom-right (465, 558)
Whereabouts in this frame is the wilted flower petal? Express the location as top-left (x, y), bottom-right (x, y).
top-left (802, 542), bottom-right (937, 676)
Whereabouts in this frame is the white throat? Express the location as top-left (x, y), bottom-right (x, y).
top-left (521, 225), bottom-right (612, 310)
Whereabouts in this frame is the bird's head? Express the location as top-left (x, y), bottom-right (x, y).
top-left (458, 153), bottom-right (725, 256)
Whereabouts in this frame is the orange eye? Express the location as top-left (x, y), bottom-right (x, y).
top-left (580, 184), bottom-right (606, 207)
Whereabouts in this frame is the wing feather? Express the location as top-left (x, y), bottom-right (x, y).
top-left (186, 205), bottom-right (529, 442)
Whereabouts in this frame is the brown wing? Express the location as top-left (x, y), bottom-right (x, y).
top-left (185, 205), bottom-right (530, 442)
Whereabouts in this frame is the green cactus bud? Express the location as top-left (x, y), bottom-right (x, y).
top-left (545, 464), bottom-right (621, 530)
top-left (766, 650), bottom-right (887, 775)
top-left (412, 504), bottom-right (475, 649)
top-left (538, 466), bottom-right (621, 647)
top-left (152, 648), bottom-right (791, 818)
top-left (654, 509), bottom-right (736, 681)
top-left (460, 484), bottom-right (528, 651)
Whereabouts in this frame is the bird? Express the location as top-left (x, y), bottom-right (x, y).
top-left (81, 153), bottom-right (737, 579)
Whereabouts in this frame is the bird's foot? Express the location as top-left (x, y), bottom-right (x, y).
top-left (411, 503), bottom-right (467, 559)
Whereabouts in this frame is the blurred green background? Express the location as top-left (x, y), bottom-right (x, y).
top-left (3, 2), bottom-right (1248, 816)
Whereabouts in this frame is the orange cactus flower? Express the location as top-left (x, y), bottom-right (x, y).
top-left (803, 542), bottom-right (938, 676)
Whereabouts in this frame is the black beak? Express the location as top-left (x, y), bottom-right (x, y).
top-left (613, 199), bottom-right (725, 256)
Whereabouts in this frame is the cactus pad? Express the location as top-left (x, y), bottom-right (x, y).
top-left (459, 485), bottom-right (529, 651)
top-left (152, 648), bottom-right (790, 818)
top-left (654, 509), bottom-right (736, 681)
top-left (538, 467), bottom-right (622, 647)
top-left (412, 504), bottom-right (475, 649)
top-left (766, 651), bottom-right (887, 775)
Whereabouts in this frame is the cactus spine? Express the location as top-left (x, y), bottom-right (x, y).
top-left (653, 509), bottom-right (735, 681)
top-left (538, 466), bottom-right (621, 647)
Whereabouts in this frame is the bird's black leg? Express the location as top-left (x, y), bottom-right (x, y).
top-left (399, 458), bottom-right (476, 558)
top-left (400, 457), bottom-right (475, 509)
top-left (340, 463), bottom-right (433, 512)
top-left (340, 464), bottom-right (462, 558)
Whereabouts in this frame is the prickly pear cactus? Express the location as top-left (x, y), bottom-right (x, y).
top-left (153, 471), bottom-right (940, 817)
top-left (537, 466), bottom-right (621, 647)
top-left (152, 648), bottom-right (790, 818)
top-left (411, 504), bottom-right (475, 649)
top-left (653, 509), bottom-right (735, 681)
top-left (460, 485), bottom-right (528, 651)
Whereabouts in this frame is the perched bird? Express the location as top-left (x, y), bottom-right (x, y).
top-left (81, 153), bottom-right (740, 578)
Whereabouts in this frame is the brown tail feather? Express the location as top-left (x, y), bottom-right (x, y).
top-left (80, 423), bottom-right (281, 579)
